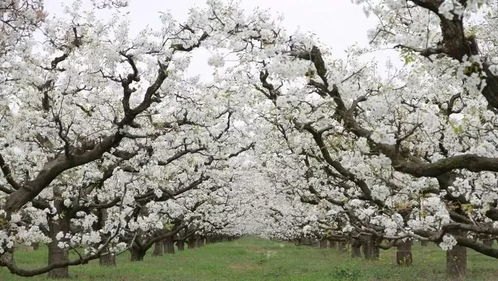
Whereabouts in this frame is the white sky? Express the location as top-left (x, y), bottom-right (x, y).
top-left (44, 0), bottom-right (378, 79)
top-left (45, 0), bottom-right (374, 52)
top-left (126, 0), bottom-right (374, 53)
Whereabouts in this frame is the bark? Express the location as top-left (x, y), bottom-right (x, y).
top-left (97, 209), bottom-right (116, 266)
top-left (447, 245), bottom-right (467, 281)
top-left (482, 239), bottom-right (494, 247)
top-left (129, 247), bottom-right (146, 262)
top-left (0, 251), bottom-right (14, 268)
top-left (47, 212), bottom-right (70, 279)
top-left (327, 239), bottom-right (336, 249)
top-left (5, 134), bottom-right (121, 214)
top-left (361, 234), bottom-right (378, 260)
top-left (3, 47), bottom-right (177, 214)
top-left (299, 237), bottom-right (313, 246)
top-left (176, 240), bottom-right (185, 251)
top-left (152, 241), bottom-right (164, 256)
top-left (187, 238), bottom-right (196, 249)
top-left (319, 239), bottom-right (328, 248)
top-left (361, 237), bottom-right (372, 259)
top-left (415, 229), bottom-right (498, 258)
top-left (351, 238), bottom-right (362, 258)
top-left (337, 241), bottom-right (347, 252)
top-left (396, 240), bottom-right (413, 266)
top-left (195, 237), bottom-right (205, 248)
top-left (206, 236), bottom-right (216, 244)
top-left (164, 237), bottom-right (175, 254)
top-left (411, 1), bottom-right (498, 109)
top-left (372, 243), bottom-right (380, 259)
top-left (99, 252), bottom-right (116, 266)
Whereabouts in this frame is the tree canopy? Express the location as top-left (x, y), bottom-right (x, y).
top-left (1, 0), bottom-right (497, 277)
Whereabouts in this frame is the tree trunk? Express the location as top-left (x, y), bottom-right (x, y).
top-left (206, 236), bottom-right (216, 244)
top-left (319, 239), bottom-right (328, 248)
top-left (0, 250), bottom-right (15, 269)
top-left (327, 239), bottom-right (336, 249)
top-left (447, 245), bottom-right (467, 281)
top-left (396, 240), bottom-right (413, 266)
top-left (177, 240), bottom-right (185, 251)
top-left (47, 213), bottom-right (70, 279)
top-left (482, 238), bottom-right (494, 247)
top-left (361, 234), bottom-right (373, 259)
top-left (300, 237), bottom-right (312, 246)
top-left (361, 234), bottom-right (378, 260)
top-left (47, 193), bottom-right (70, 280)
top-left (164, 237), bottom-right (175, 254)
top-left (130, 247), bottom-right (146, 262)
top-left (312, 239), bottom-right (321, 248)
top-left (97, 209), bottom-right (116, 266)
top-left (99, 252), bottom-right (116, 266)
top-left (351, 238), bottom-right (362, 258)
top-left (187, 238), bottom-right (196, 249)
top-left (152, 241), bottom-right (164, 256)
top-left (196, 237), bottom-right (205, 248)
top-left (337, 241), bottom-right (347, 252)
top-left (372, 236), bottom-right (380, 259)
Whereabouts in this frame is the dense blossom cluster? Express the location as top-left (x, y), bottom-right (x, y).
top-left (206, 0), bottom-right (498, 257)
top-left (0, 0), bottom-right (497, 277)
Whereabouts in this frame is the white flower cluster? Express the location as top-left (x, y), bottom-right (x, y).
top-left (439, 234), bottom-right (458, 250)
top-left (439, 0), bottom-right (465, 19)
top-left (208, 53), bottom-right (225, 68)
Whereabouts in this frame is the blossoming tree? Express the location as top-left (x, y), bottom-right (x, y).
top-left (1, 1), bottom-right (498, 280)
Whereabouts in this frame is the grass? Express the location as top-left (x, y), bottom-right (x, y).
top-left (0, 237), bottom-right (496, 281)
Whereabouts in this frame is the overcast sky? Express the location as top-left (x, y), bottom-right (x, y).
top-left (127, 0), bottom-right (373, 54)
top-left (45, 0), bottom-right (373, 52)
top-left (45, 0), bottom-right (376, 79)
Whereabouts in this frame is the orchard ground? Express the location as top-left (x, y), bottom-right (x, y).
top-left (1, 237), bottom-right (496, 281)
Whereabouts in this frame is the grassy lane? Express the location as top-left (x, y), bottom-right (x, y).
top-left (0, 237), bottom-right (496, 281)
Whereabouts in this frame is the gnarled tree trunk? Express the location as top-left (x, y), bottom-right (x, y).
top-left (98, 209), bottom-right (116, 266)
top-left (152, 241), bottom-right (164, 256)
top-left (327, 239), bottom-right (336, 249)
top-left (176, 240), bottom-right (185, 251)
top-left (447, 245), bottom-right (467, 281)
top-left (164, 236), bottom-right (175, 254)
top-left (482, 238), bottom-right (494, 247)
top-left (0, 250), bottom-right (14, 269)
top-left (196, 237), bottom-right (205, 248)
top-left (337, 241), bottom-right (347, 252)
top-left (187, 237), bottom-right (196, 249)
top-left (361, 234), bottom-right (378, 260)
top-left (47, 192), bottom-right (70, 280)
top-left (99, 252), bottom-right (116, 266)
top-left (47, 212), bottom-right (70, 279)
top-left (351, 238), bottom-right (362, 258)
top-left (130, 246), bottom-right (146, 262)
top-left (312, 239), bottom-right (321, 248)
top-left (319, 239), bottom-right (328, 248)
top-left (396, 240), bottom-right (413, 266)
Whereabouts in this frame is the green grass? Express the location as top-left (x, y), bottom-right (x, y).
top-left (0, 237), bottom-right (496, 281)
